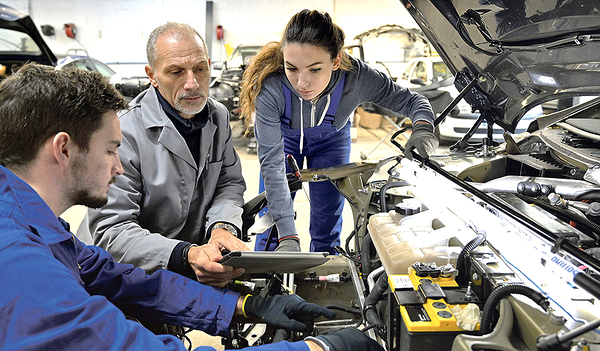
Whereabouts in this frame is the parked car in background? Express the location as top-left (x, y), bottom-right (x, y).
top-left (209, 43), bottom-right (263, 119)
top-left (56, 50), bottom-right (116, 80)
top-left (0, 3), bottom-right (140, 103)
top-left (57, 54), bottom-right (151, 102)
top-left (344, 24), bottom-right (432, 81)
top-left (398, 55), bottom-right (543, 144)
top-left (344, 24), bottom-right (443, 142)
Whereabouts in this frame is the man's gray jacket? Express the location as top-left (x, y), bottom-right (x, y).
top-left (77, 87), bottom-right (246, 273)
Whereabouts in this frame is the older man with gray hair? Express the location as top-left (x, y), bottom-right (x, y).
top-left (79, 22), bottom-right (249, 287)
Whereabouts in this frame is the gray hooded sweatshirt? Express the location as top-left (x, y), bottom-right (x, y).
top-left (254, 56), bottom-right (435, 239)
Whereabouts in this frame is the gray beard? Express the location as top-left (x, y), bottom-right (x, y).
top-left (174, 96), bottom-right (207, 116)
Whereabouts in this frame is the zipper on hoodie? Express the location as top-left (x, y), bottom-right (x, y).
top-left (311, 100), bottom-right (317, 127)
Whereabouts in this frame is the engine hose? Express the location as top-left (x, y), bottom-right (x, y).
top-left (345, 228), bottom-right (356, 257)
top-left (345, 212), bottom-right (363, 258)
top-left (480, 284), bottom-right (549, 335)
top-left (325, 304), bottom-right (362, 317)
top-left (367, 266), bottom-right (386, 293)
top-left (566, 207), bottom-right (600, 242)
top-left (455, 233), bottom-right (486, 286)
top-left (361, 233), bottom-right (374, 284)
top-left (379, 181), bottom-right (410, 212)
top-left (363, 272), bottom-right (388, 338)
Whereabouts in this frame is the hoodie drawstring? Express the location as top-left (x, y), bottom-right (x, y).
top-left (299, 96), bottom-right (304, 154)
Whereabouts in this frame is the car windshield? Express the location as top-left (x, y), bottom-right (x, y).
top-left (92, 60), bottom-right (115, 79)
top-left (432, 61), bottom-right (452, 82)
top-left (60, 58), bottom-right (115, 79)
top-left (0, 28), bottom-right (41, 54)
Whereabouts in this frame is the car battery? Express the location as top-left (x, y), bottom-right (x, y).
top-left (387, 265), bottom-right (480, 351)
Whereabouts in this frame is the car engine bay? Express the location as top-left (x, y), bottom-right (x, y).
top-left (220, 103), bottom-right (600, 350)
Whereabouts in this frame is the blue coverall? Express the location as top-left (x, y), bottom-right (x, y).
top-left (0, 165), bottom-right (308, 351)
top-left (255, 75), bottom-right (350, 254)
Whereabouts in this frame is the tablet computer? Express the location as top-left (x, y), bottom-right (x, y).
top-left (218, 251), bottom-right (330, 274)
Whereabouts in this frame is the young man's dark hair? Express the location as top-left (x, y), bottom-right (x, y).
top-left (0, 63), bottom-right (128, 170)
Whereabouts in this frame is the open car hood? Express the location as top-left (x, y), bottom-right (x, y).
top-left (0, 4), bottom-right (56, 67)
top-left (399, 0), bottom-right (600, 131)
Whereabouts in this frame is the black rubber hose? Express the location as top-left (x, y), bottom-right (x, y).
top-left (455, 233), bottom-right (486, 286)
top-left (480, 284), bottom-right (549, 335)
top-left (566, 207), bottom-right (600, 242)
top-left (345, 228), bottom-right (356, 257)
top-left (363, 272), bottom-right (388, 338)
top-left (325, 304), bottom-right (362, 316)
top-left (345, 210), bottom-right (363, 258)
top-left (361, 233), bottom-right (373, 284)
top-left (379, 181), bottom-right (410, 212)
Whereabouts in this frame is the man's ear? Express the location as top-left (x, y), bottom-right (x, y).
top-left (145, 64), bottom-right (159, 88)
top-left (51, 132), bottom-right (73, 167)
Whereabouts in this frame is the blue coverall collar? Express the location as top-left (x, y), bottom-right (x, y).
top-left (0, 165), bottom-right (71, 245)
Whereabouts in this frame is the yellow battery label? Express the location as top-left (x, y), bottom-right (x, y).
top-left (390, 272), bottom-right (479, 333)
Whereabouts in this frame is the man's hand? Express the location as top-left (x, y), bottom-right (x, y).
top-left (187, 244), bottom-right (245, 287)
top-left (208, 228), bottom-right (251, 252)
top-left (240, 294), bottom-right (335, 332)
top-left (404, 121), bottom-right (439, 160)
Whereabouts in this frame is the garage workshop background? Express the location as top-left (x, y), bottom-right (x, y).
top-left (2, 0), bottom-right (418, 77)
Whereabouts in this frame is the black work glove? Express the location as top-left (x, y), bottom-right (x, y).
top-left (243, 294), bottom-right (335, 332)
top-left (404, 122), bottom-right (439, 160)
top-left (308, 327), bottom-right (384, 351)
top-left (274, 235), bottom-right (301, 252)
